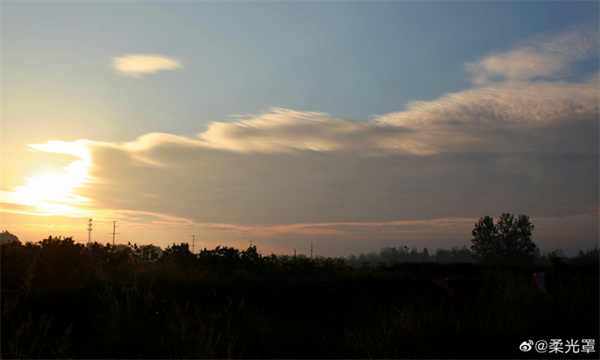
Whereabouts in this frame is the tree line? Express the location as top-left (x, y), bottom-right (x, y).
top-left (5, 222), bottom-right (596, 291)
top-left (1, 222), bottom-right (598, 359)
top-left (1, 212), bottom-right (598, 270)
top-left (347, 245), bottom-right (598, 267)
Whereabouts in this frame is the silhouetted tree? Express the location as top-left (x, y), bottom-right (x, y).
top-left (380, 247), bottom-right (401, 263)
top-left (0, 230), bottom-right (20, 245)
top-left (1, 239), bottom-right (38, 290)
top-left (129, 243), bottom-right (162, 264)
top-left (36, 236), bottom-right (85, 290)
top-left (422, 247), bottom-right (430, 262)
top-left (449, 246), bottom-right (473, 263)
top-left (161, 243), bottom-right (197, 267)
top-left (241, 246), bottom-right (260, 269)
top-left (470, 213), bottom-right (538, 265)
top-left (435, 248), bottom-right (452, 263)
top-left (570, 247), bottom-right (599, 265)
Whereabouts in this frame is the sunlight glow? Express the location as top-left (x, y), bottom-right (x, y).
top-left (4, 141), bottom-right (93, 217)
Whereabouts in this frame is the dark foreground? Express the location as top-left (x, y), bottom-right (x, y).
top-left (2, 240), bottom-right (598, 359)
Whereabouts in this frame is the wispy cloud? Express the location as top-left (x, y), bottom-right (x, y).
top-left (374, 80), bottom-right (598, 154)
top-left (464, 22), bottom-right (598, 84)
top-left (111, 54), bottom-right (182, 78)
top-left (375, 22), bottom-right (598, 155)
top-left (198, 108), bottom-right (409, 154)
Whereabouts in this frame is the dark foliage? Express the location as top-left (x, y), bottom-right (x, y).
top-left (569, 247), bottom-right (600, 265)
top-left (471, 213), bottom-right (539, 265)
top-left (1, 230), bottom-right (21, 245)
top-left (1, 237), bottom-right (598, 359)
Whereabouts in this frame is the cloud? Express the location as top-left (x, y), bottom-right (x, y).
top-left (465, 22), bottom-right (598, 84)
top-left (77, 22), bottom-right (597, 227)
top-left (198, 108), bottom-right (410, 154)
top-left (75, 99), bottom-right (596, 226)
top-left (207, 218), bottom-right (480, 240)
top-left (112, 54), bottom-right (182, 78)
top-left (374, 79), bottom-right (598, 154)
top-left (374, 22), bottom-right (598, 156)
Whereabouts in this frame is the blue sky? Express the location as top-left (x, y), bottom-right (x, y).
top-left (2, 1), bottom-right (598, 257)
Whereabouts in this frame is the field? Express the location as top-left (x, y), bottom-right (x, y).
top-left (2, 239), bottom-right (598, 359)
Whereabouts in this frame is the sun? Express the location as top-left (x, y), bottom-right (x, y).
top-left (4, 140), bottom-right (93, 217)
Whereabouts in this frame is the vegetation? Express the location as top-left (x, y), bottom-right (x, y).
top-left (1, 235), bottom-right (598, 359)
top-left (348, 245), bottom-right (473, 265)
top-left (0, 230), bottom-right (21, 245)
top-left (470, 213), bottom-right (539, 265)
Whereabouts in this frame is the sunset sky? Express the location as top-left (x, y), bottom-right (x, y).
top-left (2, 1), bottom-right (598, 257)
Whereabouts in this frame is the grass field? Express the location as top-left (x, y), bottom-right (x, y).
top-left (2, 240), bottom-right (598, 359)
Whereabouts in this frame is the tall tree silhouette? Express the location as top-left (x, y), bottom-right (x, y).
top-left (470, 213), bottom-right (538, 265)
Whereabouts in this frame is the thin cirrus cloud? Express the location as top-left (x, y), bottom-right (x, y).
top-left (464, 21), bottom-right (598, 84)
top-left (111, 54), bottom-right (182, 78)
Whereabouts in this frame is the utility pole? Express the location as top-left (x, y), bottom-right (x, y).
top-left (87, 218), bottom-right (92, 245)
top-left (110, 221), bottom-right (119, 247)
top-left (249, 240), bottom-right (253, 248)
top-left (294, 248), bottom-right (296, 258)
top-left (310, 242), bottom-right (313, 259)
top-left (191, 235), bottom-right (196, 254)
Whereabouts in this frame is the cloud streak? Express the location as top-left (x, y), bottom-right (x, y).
top-left (112, 54), bottom-right (182, 78)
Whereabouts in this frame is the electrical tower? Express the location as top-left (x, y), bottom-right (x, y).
top-left (110, 221), bottom-right (119, 247)
top-left (87, 218), bottom-right (92, 245)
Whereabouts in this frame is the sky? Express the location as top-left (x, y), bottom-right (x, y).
top-left (1, 1), bottom-right (598, 258)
